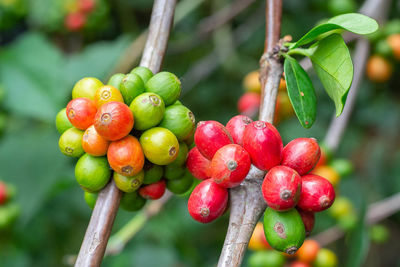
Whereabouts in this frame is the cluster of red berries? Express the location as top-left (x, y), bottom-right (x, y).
top-left (56, 66), bottom-right (196, 211)
top-left (186, 114), bottom-right (336, 254)
top-left (0, 181), bottom-right (19, 229)
top-left (64, 0), bottom-right (97, 32)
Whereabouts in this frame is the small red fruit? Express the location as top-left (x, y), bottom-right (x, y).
top-left (186, 147), bottom-right (211, 180)
top-left (281, 138), bottom-right (321, 175)
top-left (65, 12), bottom-right (86, 32)
top-left (210, 144), bottom-right (251, 188)
top-left (238, 92), bottom-right (260, 117)
top-left (82, 125), bottom-right (110, 156)
top-left (262, 166), bottom-right (301, 211)
top-left (107, 135), bottom-right (144, 177)
top-left (225, 115), bottom-right (253, 146)
top-left (66, 98), bottom-right (97, 130)
top-left (188, 179), bottom-right (228, 223)
top-left (297, 209), bottom-right (315, 236)
top-left (289, 261), bottom-right (311, 267)
top-left (298, 174), bottom-right (335, 212)
top-left (94, 101), bottom-right (134, 141)
top-left (194, 121), bottom-right (233, 160)
top-left (0, 182), bottom-right (7, 205)
top-left (139, 180), bottom-right (166, 200)
top-left (78, 0), bottom-right (96, 13)
top-left (243, 121), bottom-right (283, 171)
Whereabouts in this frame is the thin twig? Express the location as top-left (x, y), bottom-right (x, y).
top-left (74, 1), bottom-right (177, 266)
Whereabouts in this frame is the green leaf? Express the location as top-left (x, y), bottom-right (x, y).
top-left (283, 55), bottom-right (317, 129)
top-left (291, 13), bottom-right (378, 48)
top-left (309, 34), bottom-right (353, 116)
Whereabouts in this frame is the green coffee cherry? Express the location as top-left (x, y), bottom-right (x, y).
top-left (120, 73), bottom-right (145, 105)
top-left (130, 93), bottom-right (165, 130)
top-left (75, 154), bottom-right (111, 192)
top-left (56, 108), bottom-right (73, 134)
top-left (171, 142), bottom-right (188, 166)
top-left (84, 191), bottom-right (98, 209)
top-left (107, 73), bottom-right (125, 89)
top-left (370, 224), bottom-right (389, 244)
top-left (145, 72), bottom-right (181, 106)
top-left (248, 250), bottom-right (285, 267)
top-left (263, 207), bottom-right (305, 255)
top-left (0, 203), bottom-right (20, 229)
top-left (72, 77), bottom-right (103, 100)
top-left (330, 159), bottom-right (354, 177)
top-left (166, 170), bottom-right (194, 194)
top-left (113, 170), bottom-right (144, 193)
top-left (159, 105), bottom-right (195, 141)
top-left (120, 191), bottom-right (146, 212)
top-left (164, 164), bottom-right (185, 180)
top-left (131, 66), bottom-right (154, 84)
top-left (143, 162), bottom-right (163, 184)
top-left (59, 128), bottom-right (85, 157)
top-left (314, 248), bottom-right (338, 267)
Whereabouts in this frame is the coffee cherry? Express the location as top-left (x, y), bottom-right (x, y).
top-left (84, 191), bottom-right (98, 209)
top-left (314, 248), bottom-right (338, 267)
top-left (328, 196), bottom-right (354, 219)
top-left (289, 261), bottom-right (311, 267)
top-left (120, 73), bottom-right (145, 105)
top-left (166, 170), bottom-right (194, 194)
top-left (188, 179), bottom-right (228, 223)
top-left (82, 125), bottom-right (110, 156)
top-left (130, 92), bottom-right (165, 130)
top-left (120, 191), bottom-right (146, 212)
top-left (315, 144), bottom-right (331, 168)
top-left (75, 154), bottom-right (111, 192)
top-left (370, 224), bottom-right (389, 244)
top-left (248, 250), bottom-right (285, 267)
top-left (238, 92), bottom-right (260, 116)
top-left (281, 138), bottom-right (321, 175)
top-left (66, 98), bottom-right (97, 130)
top-left (263, 207), bottom-right (305, 255)
top-left (56, 108), bottom-right (73, 134)
top-left (248, 222), bottom-right (271, 251)
top-left (143, 161), bottom-right (163, 184)
top-left (329, 159), bottom-right (353, 177)
top-left (145, 72), bottom-right (181, 106)
top-left (72, 77), bottom-right (103, 100)
top-left (139, 180), bottom-right (166, 200)
top-left (387, 33), bottom-right (400, 60)
top-left (297, 209), bottom-right (315, 236)
top-left (311, 166), bottom-right (340, 187)
top-left (171, 142), bottom-right (188, 166)
top-left (159, 104), bottom-right (195, 141)
top-left (262, 166), bottom-right (301, 211)
top-left (187, 147), bottom-right (211, 180)
top-left (194, 121), bottom-right (233, 160)
top-left (94, 101), bottom-right (134, 141)
top-left (78, 0), bottom-right (96, 13)
top-left (140, 127), bottom-right (179, 165)
top-left (107, 135), bottom-right (144, 177)
top-left (164, 164), bottom-right (185, 180)
top-left (243, 121), bottom-right (283, 171)
top-left (366, 55), bottom-right (392, 83)
top-left (225, 115), bottom-right (253, 146)
top-left (243, 71), bottom-right (260, 93)
top-left (0, 182), bottom-right (7, 205)
top-left (65, 12), bottom-right (86, 31)
top-left (297, 174), bottom-right (335, 212)
top-left (59, 127), bottom-right (85, 157)
top-left (94, 85), bottom-right (124, 108)
top-left (113, 170), bottom-right (144, 193)
top-left (107, 73), bottom-right (125, 90)
top-left (210, 144), bottom-right (251, 188)
top-left (295, 239), bottom-right (320, 263)
top-left (130, 66), bottom-right (154, 84)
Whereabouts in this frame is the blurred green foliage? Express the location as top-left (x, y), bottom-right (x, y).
top-left (0, 0), bottom-right (400, 266)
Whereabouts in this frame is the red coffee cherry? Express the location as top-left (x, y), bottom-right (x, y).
top-left (243, 121), bottom-right (283, 171)
top-left (281, 138), bottom-right (321, 175)
top-left (78, 0), bottom-right (96, 13)
top-left (237, 92), bottom-right (260, 116)
top-left (297, 208), bottom-right (315, 236)
top-left (0, 182), bottom-right (7, 205)
top-left (210, 144), bottom-right (251, 188)
top-left (194, 121), bottom-right (233, 160)
top-left (66, 98), bottom-right (97, 130)
top-left (289, 261), bottom-right (311, 267)
top-left (139, 180), bottom-right (166, 200)
top-left (298, 174), bottom-right (335, 212)
top-left (261, 166), bottom-right (301, 211)
top-left (188, 179), bottom-right (228, 223)
top-left (225, 115), bottom-right (253, 146)
top-left (65, 12), bottom-right (86, 32)
top-left (94, 101), bottom-right (134, 141)
top-left (186, 147), bottom-right (211, 180)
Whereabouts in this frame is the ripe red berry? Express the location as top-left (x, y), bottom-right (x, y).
top-left (78, 0), bottom-right (96, 13)
top-left (65, 12), bottom-right (86, 32)
top-left (297, 209), bottom-right (315, 236)
top-left (243, 121), bottom-right (283, 171)
top-left (298, 174), bottom-right (335, 212)
top-left (139, 180), bottom-right (166, 200)
top-left (261, 166), bottom-right (301, 211)
top-left (281, 138), bottom-right (321, 175)
top-left (225, 115), bottom-right (253, 146)
top-left (289, 261), bottom-right (311, 267)
top-left (237, 92), bottom-right (260, 116)
top-left (194, 121), bottom-right (233, 160)
top-left (0, 182), bottom-right (7, 205)
top-left (210, 144), bottom-right (251, 188)
top-left (188, 179), bottom-right (228, 223)
top-left (186, 147), bottom-right (211, 180)
top-left (66, 98), bottom-right (97, 130)
top-left (94, 101), bottom-right (134, 141)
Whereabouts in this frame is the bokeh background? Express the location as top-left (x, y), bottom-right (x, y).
top-left (1, 0), bottom-right (400, 266)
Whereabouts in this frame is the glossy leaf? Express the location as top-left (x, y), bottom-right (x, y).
top-left (291, 13), bottom-right (378, 48)
top-left (309, 34), bottom-right (353, 116)
top-left (283, 55), bottom-right (317, 128)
